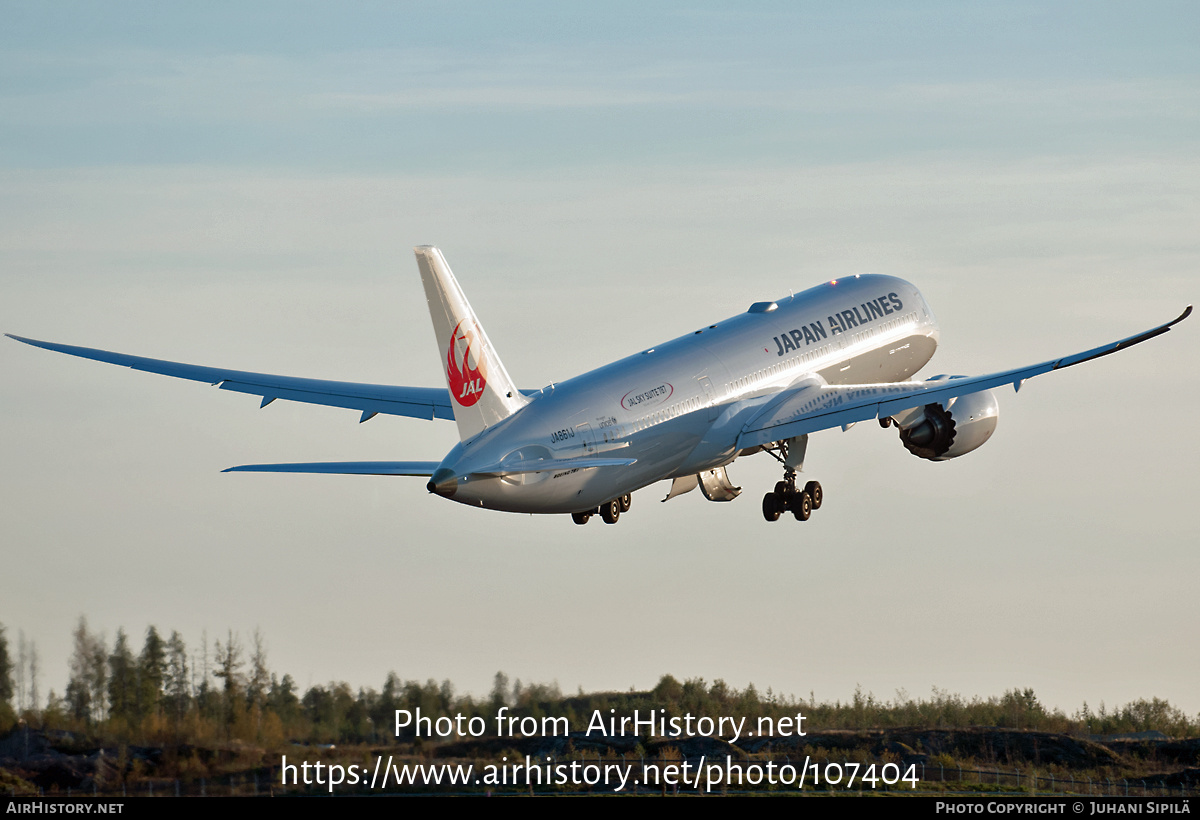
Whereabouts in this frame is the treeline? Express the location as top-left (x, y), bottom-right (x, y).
top-left (0, 619), bottom-right (1196, 746)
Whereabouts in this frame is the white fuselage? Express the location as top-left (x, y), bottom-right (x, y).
top-left (432, 274), bottom-right (940, 513)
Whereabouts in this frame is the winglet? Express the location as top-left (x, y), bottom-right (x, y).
top-left (1052, 304), bottom-right (1192, 371)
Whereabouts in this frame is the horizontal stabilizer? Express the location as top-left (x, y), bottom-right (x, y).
top-left (223, 461), bottom-right (439, 476)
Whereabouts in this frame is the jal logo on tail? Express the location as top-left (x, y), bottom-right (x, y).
top-left (447, 320), bottom-right (488, 407)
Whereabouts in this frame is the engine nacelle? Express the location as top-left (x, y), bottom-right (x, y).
top-left (896, 388), bottom-right (999, 461)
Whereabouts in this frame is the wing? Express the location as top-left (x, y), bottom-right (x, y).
top-left (6, 333), bottom-right (458, 422)
top-left (737, 305), bottom-right (1192, 449)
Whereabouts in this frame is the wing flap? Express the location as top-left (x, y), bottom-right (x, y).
top-left (217, 380), bottom-right (446, 421)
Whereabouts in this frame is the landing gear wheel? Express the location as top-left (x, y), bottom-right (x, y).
top-left (791, 491), bottom-right (812, 521)
top-left (571, 512), bottom-right (591, 525)
top-left (762, 493), bottom-right (781, 522)
top-left (601, 499), bottom-right (621, 524)
top-left (618, 493), bottom-right (631, 513)
top-left (774, 481), bottom-right (790, 495)
top-left (804, 480), bottom-right (823, 510)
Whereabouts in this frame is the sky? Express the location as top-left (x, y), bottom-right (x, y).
top-left (2, 2), bottom-right (1197, 719)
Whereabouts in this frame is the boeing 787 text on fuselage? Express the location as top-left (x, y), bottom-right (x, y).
top-left (8, 247), bottom-right (1191, 524)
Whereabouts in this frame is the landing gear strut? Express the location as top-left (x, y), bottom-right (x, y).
top-left (761, 467), bottom-right (824, 524)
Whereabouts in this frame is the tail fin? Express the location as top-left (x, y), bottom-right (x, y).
top-left (414, 246), bottom-right (528, 440)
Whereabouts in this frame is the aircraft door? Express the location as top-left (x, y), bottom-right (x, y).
top-left (576, 422), bottom-right (596, 454)
top-left (698, 376), bottom-right (718, 421)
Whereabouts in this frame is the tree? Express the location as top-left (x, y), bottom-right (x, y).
top-left (107, 629), bottom-right (137, 725)
top-left (40, 690), bottom-right (67, 731)
top-left (213, 631), bottom-right (244, 696)
top-left (212, 631), bottom-right (245, 735)
top-left (194, 629), bottom-right (217, 723)
top-left (244, 630), bottom-right (271, 741)
top-left (27, 640), bottom-right (39, 714)
top-left (66, 617), bottom-right (107, 725)
top-left (0, 623), bottom-right (14, 730)
top-left (12, 630), bottom-right (41, 714)
top-left (15, 630), bottom-right (25, 712)
top-left (375, 673), bottom-right (402, 743)
top-left (163, 631), bottom-right (190, 727)
top-left (0, 623), bottom-right (12, 707)
top-left (302, 684), bottom-right (334, 739)
top-left (653, 674), bottom-right (683, 705)
top-left (269, 673), bottom-right (300, 729)
top-left (137, 627), bottom-right (166, 720)
top-left (246, 630), bottom-right (270, 711)
top-left (490, 671), bottom-right (510, 710)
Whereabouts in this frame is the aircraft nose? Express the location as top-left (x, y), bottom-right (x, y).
top-left (427, 467), bottom-right (457, 498)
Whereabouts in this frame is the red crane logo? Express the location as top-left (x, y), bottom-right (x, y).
top-left (447, 320), bottom-right (487, 407)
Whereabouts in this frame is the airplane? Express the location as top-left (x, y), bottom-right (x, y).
top-left (7, 246), bottom-right (1191, 525)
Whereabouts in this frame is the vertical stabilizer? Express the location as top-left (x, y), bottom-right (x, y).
top-left (414, 246), bottom-right (528, 440)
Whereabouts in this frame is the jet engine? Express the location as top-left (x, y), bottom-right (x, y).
top-left (893, 385), bottom-right (999, 461)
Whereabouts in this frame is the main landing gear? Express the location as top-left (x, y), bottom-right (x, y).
top-left (760, 436), bottom-right (824, 523)
top-left (572, 493), bottom-right (631, 525)
top-left (761, 469), bottom-right (823, 523)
